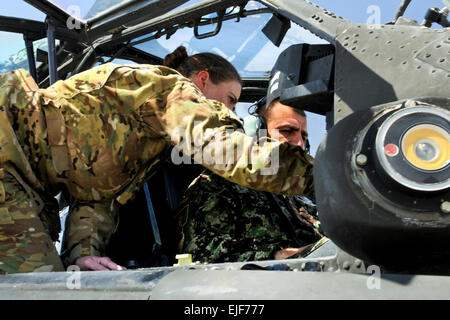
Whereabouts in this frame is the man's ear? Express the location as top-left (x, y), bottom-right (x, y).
top-left (192, 70), bottom-right (210, 90)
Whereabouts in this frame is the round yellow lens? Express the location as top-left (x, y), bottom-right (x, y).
top-left (401, 124), bottom-right (450, 171)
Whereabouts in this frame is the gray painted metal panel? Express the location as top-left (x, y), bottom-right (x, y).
top-left (0, 269), bottom-right (171, 300)
top-left (2, 267), bottom-right (449, 300)
top-left (334, 23), bottom-right (450, 123)
top-left (151, 269), bottom-right (450, 300)
top-left (259, 0), bottom-right (351, 44)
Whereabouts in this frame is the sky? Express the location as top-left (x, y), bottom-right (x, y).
top-left (0, 0), bottom-right (446, 156)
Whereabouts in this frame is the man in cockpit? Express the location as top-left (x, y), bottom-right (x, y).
top-left (176, 98), bottom-right (325, 263)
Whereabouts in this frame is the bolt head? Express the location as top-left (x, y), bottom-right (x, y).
top-left (287, 73), bottom-right (296, 81)
top-left (342, 261), bottom-right (351, 270)
top-left (356, 154), bottom-right (368, 166)
top-left (441, 201), bottom-right (450, 214)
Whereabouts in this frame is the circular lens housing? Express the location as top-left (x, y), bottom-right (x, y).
top-left (375, 106), bottom-right (450, 192)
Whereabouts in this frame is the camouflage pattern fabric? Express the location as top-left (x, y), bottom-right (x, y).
top-left (0, 63), bottom-right (314, 271)
top-left (0, 70), bottom-right (64, 273)
top-left (177, 171), bottom-right (323, 263)
top-left (62, 200), bottom-right (119, 265)
top-left (0, 168), bottom-right (64, 274)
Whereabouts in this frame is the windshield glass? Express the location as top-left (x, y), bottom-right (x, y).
top-left (0, 1), bottom-right (45, 20)
top-left (48, 0), bottom-right (128, 20)
top-left (133, 1), bottom-right (327, 78)
top-left (0, 34), bottom-right (51, 74)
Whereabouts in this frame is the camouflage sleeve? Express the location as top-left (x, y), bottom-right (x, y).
top-left (61, 200), bottom-right (118, 266)
top-left (131, 66), bottom-right (314, 197)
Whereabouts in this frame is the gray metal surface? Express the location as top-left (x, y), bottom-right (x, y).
top-left (0, 269), bottom-right (171, 300)
top-left (151, 269), bottom-right (450, 300)
top-left (260, 0), bottom-right (351, 44)
top-left (2, 266), bottom-right (449, 300)
top-left (334, 23), bottom-right (450, 123)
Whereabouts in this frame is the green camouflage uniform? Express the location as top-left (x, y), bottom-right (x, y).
top-left (0, 63), bottom-right (314, 273)
top-left (177, 171), bottom-right (323, 263)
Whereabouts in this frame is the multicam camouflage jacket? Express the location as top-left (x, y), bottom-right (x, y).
top-left (177, 171), bottom-right (323, 263)
top-left (0, 63), bottom-right (314, 265)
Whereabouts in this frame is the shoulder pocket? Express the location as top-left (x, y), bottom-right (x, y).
top-left (40, 63), bottom-right (121, 103)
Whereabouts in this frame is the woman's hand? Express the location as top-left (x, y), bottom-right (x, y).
top-left (75, 256), bottom-right (127, 271)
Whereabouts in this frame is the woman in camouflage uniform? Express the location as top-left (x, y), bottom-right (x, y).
top-left (0, 46), bottom-right (314, 273)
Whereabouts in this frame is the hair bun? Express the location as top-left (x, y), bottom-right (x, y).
top-left (163, 46), bottom-right (188, 69)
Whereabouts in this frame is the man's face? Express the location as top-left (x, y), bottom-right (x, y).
top-left (266, 101), bottom-right (308, 150)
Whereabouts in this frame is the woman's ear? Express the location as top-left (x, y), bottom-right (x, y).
top-left (191, 70), bottom-right (210, 90)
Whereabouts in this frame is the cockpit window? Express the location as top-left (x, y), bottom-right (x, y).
top-left (0, 32), bottom-right (28, 73)
top-left (0, 33), bottom-right (51, 74)
top-left (132, 1), bottom-right (327, 78)
top-left (47, 0), bottom-right (129, 20)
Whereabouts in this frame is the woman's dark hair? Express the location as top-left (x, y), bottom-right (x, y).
top-left (163, 46), bottom-right (242, 85)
